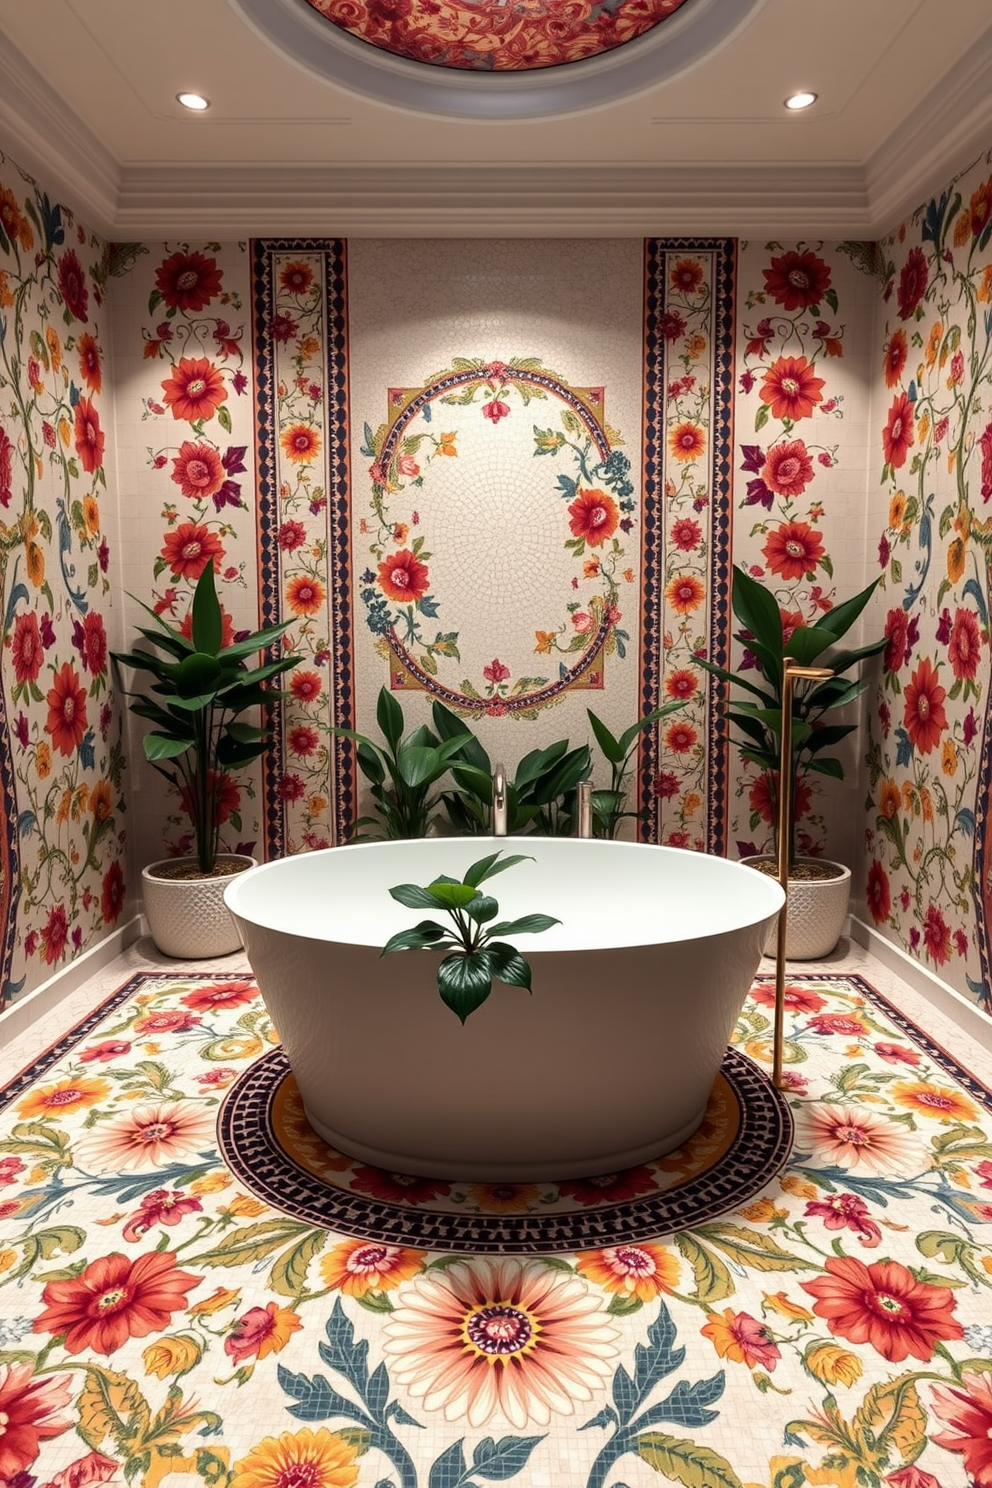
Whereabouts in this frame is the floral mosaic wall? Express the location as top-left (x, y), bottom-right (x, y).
top-left (866, 145), bottom-right (992, 1015)
top-left (11, 127), bottom-right (992, 1023)
top-left (112, 239), bottom-right (268, 875)
top-left (718, 241), bottom-right (878, 875)
top-left (0, 151), bottom-right (126, 1012)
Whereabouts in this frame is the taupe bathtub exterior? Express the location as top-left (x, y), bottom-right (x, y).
top-left (225, 838), bottom-right (784, 1181)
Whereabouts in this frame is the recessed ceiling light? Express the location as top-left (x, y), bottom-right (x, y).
top-left (784, 91), bottom-right (817, 111)
top-left (177, 92), bottom-right (210, 111)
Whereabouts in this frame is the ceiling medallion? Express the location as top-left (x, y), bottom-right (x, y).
top-left (228, 0), bottom-right (769, 117)
top-left (302, 0), bottom-right (695, 71)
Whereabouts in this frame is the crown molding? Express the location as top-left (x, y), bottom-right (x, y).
top-left (865, 24), bottom-right (992, 236)
top-left (0, 11), bottom-right (990, 242)
top-left (112, 161), bottom-right (870, 238)
top-left (0, 33), bottom-right (119, 239)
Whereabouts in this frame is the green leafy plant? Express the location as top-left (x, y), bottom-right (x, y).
top-left (333, 686), bottom-right (473, 839)
top-left (111, 563), bottom-right (301, 873)
top-left (696, 565), bottom-right (885, 871)
top-left (431, 700), bottom-right (591, 835)
top-left (381, 850), bottom-right (560, 1022)
top-left (586, 701), bottom-right (687, 838)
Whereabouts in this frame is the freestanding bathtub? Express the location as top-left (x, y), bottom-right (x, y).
top-left (225, 838), bottom-right (784, 1181)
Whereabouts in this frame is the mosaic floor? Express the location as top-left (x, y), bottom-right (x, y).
top-left (2, 967), bottom-right (992, 1488)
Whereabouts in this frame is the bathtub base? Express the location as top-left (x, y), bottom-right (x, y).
top-left (301, 1099), bottom-right (709, 1182)
top-left (226, 839), bottom-right (785, 1190)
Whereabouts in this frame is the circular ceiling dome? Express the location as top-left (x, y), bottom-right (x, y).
top-left (228, 0), bottom-right (769, 118)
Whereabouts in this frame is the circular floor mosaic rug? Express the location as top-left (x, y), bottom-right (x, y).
top-left (218, 1047), bottom-right (793, 1252)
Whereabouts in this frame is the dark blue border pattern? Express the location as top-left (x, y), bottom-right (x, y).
top-left (250, 239), bottom-right (354, 855)
top-left (639, 239), bottom-right (737, 850)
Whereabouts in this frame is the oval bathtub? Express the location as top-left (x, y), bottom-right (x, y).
top-left (225, 838), bottom-right (784, 1181)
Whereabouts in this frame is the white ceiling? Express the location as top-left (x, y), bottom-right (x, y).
top-left (0, 0), bottom-right (991, 239)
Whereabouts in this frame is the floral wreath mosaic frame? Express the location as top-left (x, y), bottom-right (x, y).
top-left (359, 358), bottom-right (634, 716)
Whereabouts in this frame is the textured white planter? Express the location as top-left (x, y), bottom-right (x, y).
top-left (226, 838), bottom-right (784, 1180)
top-left (142, 855), bottom-right (255, 959)
top-left (744, 857), bottom-right (852, 960)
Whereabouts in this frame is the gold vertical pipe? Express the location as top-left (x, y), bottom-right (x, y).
top-left (773, 662), bottom-right (833, 1089)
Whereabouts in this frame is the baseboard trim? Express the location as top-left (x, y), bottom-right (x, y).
top-left (0, 914), bottom-right (143, 1047)
top-left (850, 915), bottom-right (992, 1055)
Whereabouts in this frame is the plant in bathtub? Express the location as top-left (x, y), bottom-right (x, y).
top-left (332, 686), bottom-right (473, 839)
top-left (112, 562), bottom-right (301, 955)
top-left (382, 850), bottom-right (560, 1022)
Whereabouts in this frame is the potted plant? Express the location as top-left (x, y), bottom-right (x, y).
top-left (697, 565), bottom-right (885, 958)
top-left (332, 686), bottom-right (475, 839)
top-left (431, 697), bottom-right (593, 837)
top-left (112, 563), bottom-right (301, 957)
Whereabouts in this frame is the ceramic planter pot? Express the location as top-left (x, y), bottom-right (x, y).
top-left (742, 856), bottom-right (851, 960)
top-left (142, 854), bottom-right (255, 958)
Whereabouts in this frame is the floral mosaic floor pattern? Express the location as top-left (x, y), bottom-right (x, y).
top-left (1, 972), bottom-right (992, 1488)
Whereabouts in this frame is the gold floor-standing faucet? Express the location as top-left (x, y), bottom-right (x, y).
top-left (772, 662), bottom-right (833, 1089)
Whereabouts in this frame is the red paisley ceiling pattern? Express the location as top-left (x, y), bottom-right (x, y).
top-left (302, 0), bottom-right (694, 71)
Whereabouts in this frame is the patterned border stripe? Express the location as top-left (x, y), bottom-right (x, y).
top-left (324, 242), bottom-right (355, 847)
top-left (639, 239), bottom-right (736, 851)
top-left (753, 974), bottom-right (992, 1108)
top-left (251, 238), bottom-right (353, 854)
top-left (215, 1045), bottom-right (793, 1253)
top-left (0, 684), bottom-right (21, 1005)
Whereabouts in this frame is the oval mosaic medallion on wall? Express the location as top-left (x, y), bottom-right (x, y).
top-left (360, 358), bottom-right (633, 715)
top-left (218, 1045), bottom-right (793, 1252)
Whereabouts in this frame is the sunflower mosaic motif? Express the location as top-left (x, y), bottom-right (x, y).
top-left (302, 0), bottom-right (693, 71)
top-left (359, 357), bottom-right (635, 716)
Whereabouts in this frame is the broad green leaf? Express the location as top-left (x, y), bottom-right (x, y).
top-left (487, 913), bottom-right (560, 937)
top-left (486, 941), bottom-right (532, 990)
top-left (463, 895), bottom-right (499, 924)
top-left (426, 880), bottom-right (482, 909)
top-left (464, 851), bottom-right (534, 886)
top-left (77, 1366), bottom-right (152, 1454)
top-left (436, 951), bottom-right (493, 1022)
top-left (617, 699), bottom-right (687, 755)
top-left (587, 707), bottom-right (624, 764)
top-left (144, 733), bottom-right (194, 761)
top-left (376, 685), bottom-right (404, 754)
top-left (381, 923), bottom-right (447, 955)
top-left (731, 565), bottom-right (785, 652)
top-left (397, 743), bottom-right (446, 788)
top-left (186, 1219), bottom-right (312, 1269)
top-left (636, 1432), bottom-right (743, 1488)
top-left (808, 577), bottom-right (880, 641)
top-left (190, 562), bottom-right (223, 655)
top-left (389, 883), bottom-right (448, 909)
top-left (533, 746), bottom-right (591, 805)
top-left (783, 625), bottom-right (835, 665)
